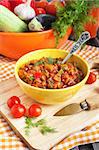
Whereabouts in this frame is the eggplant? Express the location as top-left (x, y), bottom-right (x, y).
top-left (28, 14), bottom-right (56, 31)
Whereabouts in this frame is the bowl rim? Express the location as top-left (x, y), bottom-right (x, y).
top-left (0, 29), bottom-right (53, 36)
top-left (15, 49), bottom-right (90, 92)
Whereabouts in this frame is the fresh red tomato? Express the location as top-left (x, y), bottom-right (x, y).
top-left (36, 8), bottom-right (46, 15)
top-left (86, 72), bottom-right (96, 84)
top-left (30, 0), bottom-right (36, 9)
top-left (35, 0), bottom-right (48, 9)
top-left (34, 72), bottom-right (42, 79)
top-left (7, 96), bottom-right (20, 108)
top-left (0, 0), bottom-right (11, 10)
top-left (45, 1), bottom-right (56, 16)
top-left (46, 0), bottom-right (64, 16)
top-left (11, 104), bottom-right (26, 118)
top-left (28, 104), bottom-right (42, 117)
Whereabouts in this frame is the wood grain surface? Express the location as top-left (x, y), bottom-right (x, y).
top-left (0, 78), bottom-right (99, 150)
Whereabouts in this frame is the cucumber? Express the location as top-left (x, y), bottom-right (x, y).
top-left (0, 5), bottom-right (28, 32)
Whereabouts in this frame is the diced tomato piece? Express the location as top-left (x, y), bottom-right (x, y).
top-left (34, 72), bottom-right (42, 79)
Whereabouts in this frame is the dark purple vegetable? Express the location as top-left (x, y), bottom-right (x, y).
top-left (28, 14), bottom-right (56, 31)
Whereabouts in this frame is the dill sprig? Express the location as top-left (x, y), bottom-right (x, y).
top-left (39, 125), bottom-right (56, 135)
top-left (24, 117), bottom-right (57, 136)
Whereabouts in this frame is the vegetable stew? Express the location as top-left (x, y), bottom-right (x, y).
top-left (18, 57), bottom-right (84, 89)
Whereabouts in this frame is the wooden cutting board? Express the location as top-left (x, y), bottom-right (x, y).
top-left (0, 78), bottom-right (99, 150)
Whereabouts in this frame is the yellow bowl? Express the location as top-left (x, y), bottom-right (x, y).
top-left (15, 49), bottom-right (90, 104)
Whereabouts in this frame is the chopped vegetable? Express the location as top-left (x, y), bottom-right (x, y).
top-left (34, 60), bottom-right (44, 66)
top-left (45, 64), bottom-right (54, 72)
top-left (47, 57), bottom-right (54, 64)
top-left (29, 76), bottom-right (34, 81)
top-left (34, 72), bottom-right (42, 79)
top-left (19, 57), bottom-right (84, 89)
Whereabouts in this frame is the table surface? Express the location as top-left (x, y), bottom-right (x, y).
top-left (0, 41), bottom-right (99, 150)
top-left (70, 36), bottom-right (99, 150)
top-left (61, 40), bottom-right (99, 150)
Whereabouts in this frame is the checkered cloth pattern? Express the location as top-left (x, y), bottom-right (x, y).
top-left (0, 40), bottom-right (99, 150)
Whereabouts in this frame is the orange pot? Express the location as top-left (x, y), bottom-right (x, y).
top-left (85, 7), bottom-right (99, 38)
top-left (0, 27), bottom-right (72, 59)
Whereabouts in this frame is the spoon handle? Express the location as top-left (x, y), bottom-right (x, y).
top-left (62, 31), bottom-right (90, 64)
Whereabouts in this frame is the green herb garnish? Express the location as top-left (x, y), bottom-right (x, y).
top-left (24, 117), bottom-right (34, 136)
top-left (34, 60), bottom-right (44, 66)
top-left (25, 117), bottom-right (57, 136)
top-left (48, 57), bottom-right (54, 64)
top-left (39, 125), bottom-right (56, 135)
top-left (52, 0), bottom-right (99, 43)
top-left (29, 76), bottom-right (34, 81)
top-left (34, 119), bottom-right (46, 127)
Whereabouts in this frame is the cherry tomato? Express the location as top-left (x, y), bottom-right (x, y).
top-left (86, 72), bottom-right (96, 84)
top-left (28, 104), bottom-right (42, 117)
top-left (46, 0), bottom-right (64, 16)
top-left (34, 72), bottom-right (42, 79)
top-left (46, 1), bottom-right (56, 16)
top-left (36, 8), bottom-right (46, 15)
top-left (7, 96), bottom-right (20, 108)
top-left (11, 104), bottom-right (26, 118)
top-left (35, 0), bottom-right (48, 9)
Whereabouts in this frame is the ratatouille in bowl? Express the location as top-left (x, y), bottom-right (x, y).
top-left (15, 49), bottom-right (90, 104)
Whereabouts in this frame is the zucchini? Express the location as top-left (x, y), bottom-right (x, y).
top-left (0, 5), bottom-right (28, 32)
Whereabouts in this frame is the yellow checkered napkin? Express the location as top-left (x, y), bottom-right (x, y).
top-left (0, 40), bottom-right (99, 150)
